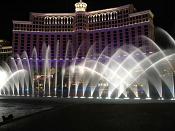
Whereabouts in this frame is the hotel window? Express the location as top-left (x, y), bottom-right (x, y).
top-left (90, 34), bottom-right (93, 45)
top-left (144, 25), bottom-right (149, 36)
top-left (113, 37), bottom-right (117, 43)
top-left (21, 34), bottom-right (24, 44)
top-left (33, 35), bottom-right (37, 43)
top-left (119, 30), bottom-right (123, 46)
top-left (138, 26), bottom-right (142, 35)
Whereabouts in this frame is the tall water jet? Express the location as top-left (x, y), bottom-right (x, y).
top-left (61, 41), bottom-right (70, 98)
top-left (21, 51), bottom-right (32, 96)
top-left (45, 45), bottom-right (51, 97)
top-left (31, 47), bottom-right (39, 97)
top-left (0, 68), bottom-right (8, 95)
top-left (54, 41), bottom-right (59, 97)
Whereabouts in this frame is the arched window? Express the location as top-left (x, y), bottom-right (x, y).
top-left (54, 17), bottom-right (57, 24)
top-left (110, 12), bottom-right (113, 20)
top-left (100, 14), bottom-right (103, 21)
top-left (93, 15), bottom-right (95, 22)
top-left (97, 15), bottom-right (100, 22)
top-left (61, 17), bottom-right (63, 24)
top-left (57, 17), bottom-right (60, 24)
top-left (49, 17), bottom-right (51, 24)
top-left (106, 14), bottom-right (108, 21)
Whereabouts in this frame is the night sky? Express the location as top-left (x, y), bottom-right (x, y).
top-left (0, 0), bottom-right (175, 47)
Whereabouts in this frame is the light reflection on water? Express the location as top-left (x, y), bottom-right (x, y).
top-left (0, 101), bottom-right (52, 122)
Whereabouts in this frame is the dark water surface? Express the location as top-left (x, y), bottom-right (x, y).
top-left (0, 98), bottom-right (175, 131)
top-left (0, 98), bottom-right (53, 122)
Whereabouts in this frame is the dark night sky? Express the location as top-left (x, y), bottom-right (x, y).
top-left (0, 0), bottom-right (175, 46)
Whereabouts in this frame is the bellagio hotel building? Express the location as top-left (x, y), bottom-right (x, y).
top-left (12, 0), bottom-right (155, 64)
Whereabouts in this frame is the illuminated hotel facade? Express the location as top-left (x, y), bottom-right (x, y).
top-left (12, 1), bottom-right (155, 63)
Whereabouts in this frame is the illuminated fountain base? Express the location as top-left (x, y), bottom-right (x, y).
top-left (105, 97), bottom-right (110, 99)
top-left (123, 97), bottom-right (130, 100)
top-left (97, 97), bottom-right (102, 99)
top-left (88, 97), bottom-right (94, 99)
top-left (145, 97), bottom-right (152, 100)
top-left (115, 97), bottom-right (120, 100)
top-left (171, 98), bottom-right (175, 100)
top-left (134, 97), bottom-right (141, 100)
top-left (158, 97), bottom-right (164, 100)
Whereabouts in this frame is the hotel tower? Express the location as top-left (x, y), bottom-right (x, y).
top-left (12, 1), bottom-right (154, 64)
